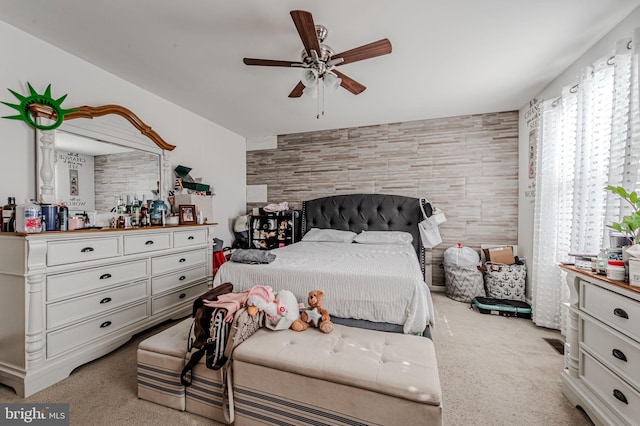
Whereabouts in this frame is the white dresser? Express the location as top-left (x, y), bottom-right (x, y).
top-left (562, 265), bottom-right (640, 425)
top-left (0, 224), bottom-right (216, 397)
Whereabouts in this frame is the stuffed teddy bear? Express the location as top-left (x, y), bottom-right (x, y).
top-left (291, 290), bottom-right (334, 334)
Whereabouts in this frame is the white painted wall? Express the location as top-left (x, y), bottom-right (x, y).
top-left (517, 7), bottom-right (640, 298)
top-left (0, 20), bottom-right (246, 245)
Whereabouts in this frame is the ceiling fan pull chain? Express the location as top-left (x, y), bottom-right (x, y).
top-left (320, 81), bottom-right (325, 118)
top-left (316, 83), bottom-right (321, 119)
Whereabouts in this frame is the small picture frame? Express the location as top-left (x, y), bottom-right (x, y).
top-left (179, 204), bottom-right (196, 225)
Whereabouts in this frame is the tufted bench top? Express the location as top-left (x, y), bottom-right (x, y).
top-left (232, 323), bottom-right (441, 406)
top-left (138, 318), bottom-right (191, 357)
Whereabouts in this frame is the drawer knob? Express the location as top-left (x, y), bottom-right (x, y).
top-left (188, 236), bottom-right (194, 240)
top-left (179, 293), bottom-right (187, 299)
top-left (99, 273), bottom-right (112, 280)
top-left (613, 308), bottom-right (629, 319)
top-left (612, 348), bottom-right (628, 362)
top-left (145, 240), bottom-right (154, 245)
top-left (81, 247), bottom-right (95, 253)
top-left (179, 258), bottom-right (186, 263)
top-left (99, 297), bottom-right (112, 304)
top-left (100, 321), bottom-right (112, 329)
top-left (613, 389), bottom-right (628, 405)
top-left (179, 275), bottom-right (186, 281)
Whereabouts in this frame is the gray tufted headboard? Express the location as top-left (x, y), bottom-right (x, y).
top-left (301, 194), bottom-right (431, 273)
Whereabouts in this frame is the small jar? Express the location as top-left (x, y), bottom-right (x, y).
top-left (595, 256), bottom-right (608, 275)
top-left (607, 260), bottom-right (626, 281)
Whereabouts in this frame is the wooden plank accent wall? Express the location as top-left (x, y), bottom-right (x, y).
top-left (246, 111), bottom-right (519, 288)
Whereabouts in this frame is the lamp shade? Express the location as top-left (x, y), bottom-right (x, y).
top-left (324, 72), bottom-right (342, 92)
top-left (302, 69), bottom-right (318, 87)
top-left (302, 85), bottom-right (318, 98)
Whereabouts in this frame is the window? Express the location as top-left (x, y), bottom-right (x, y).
top-left (531, 30), bottom-right (640, 331)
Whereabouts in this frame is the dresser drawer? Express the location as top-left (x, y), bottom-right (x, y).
top-left (151, 280), bottom-right (207, 315)
top-left (123, 233), bottom-right (171, 255)
top-left (46, 301), bottom-right (148, 358)
top-left (151, 265), bottom-right (207, 295)
top-left (174, 228), bottom-right (207, 248)
top-left (581, 316), bottom-right (640, 391)
top-left (581, 281), bottom-right (640, 342)
top-left (47, 237), bottom-right (120, 266)
top-left (581, 350), bottom-right (640, 425)
top-left (151, 249), bottom-right (207, 276)
top-left (47, 260), bottom-right (148, 301)
top-left (47, 280), bottom-right (148, 330)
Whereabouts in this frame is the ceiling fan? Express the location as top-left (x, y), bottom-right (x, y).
top-left (243, 10), bottom-right (392, 98)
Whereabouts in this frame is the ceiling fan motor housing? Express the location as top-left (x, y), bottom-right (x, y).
top-left (301, 44), bottom-right (334, 67)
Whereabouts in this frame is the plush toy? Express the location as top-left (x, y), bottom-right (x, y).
top-left (291, 290), bottom-right (334, 334)
top-left (246, 285), bottom-right (275, 317)
top-left (265, 290), bottom-right (301, 330)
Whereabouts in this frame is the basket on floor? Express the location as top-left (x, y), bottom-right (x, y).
top-left (444, 264), bottom-right (485, 303)
top-left (483, 262), bottom-right (526, 301)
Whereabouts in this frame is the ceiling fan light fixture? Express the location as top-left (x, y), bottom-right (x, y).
top-left (324, 72), bottom-right (342, 92)
top-left (302, 85), bottom-right (318, 98)
top-left (302, 68), bottom-right (318, 87)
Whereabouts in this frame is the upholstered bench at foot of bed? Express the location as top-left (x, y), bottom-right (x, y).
top-left (136, 318), bottom-right (228, 423)
top-left (137, 318), bottom-right (192, 411)
top-left (232, 324), bottom-right (443, 426)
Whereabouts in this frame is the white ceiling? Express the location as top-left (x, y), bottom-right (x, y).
top-left (0, 1), bottom-right (638, 138)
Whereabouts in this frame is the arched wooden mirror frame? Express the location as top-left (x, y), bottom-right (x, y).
top-left (30, 104), bottom-right (175, 208)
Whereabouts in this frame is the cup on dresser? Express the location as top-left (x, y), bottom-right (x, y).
top-left (40, 204), bottom-right (58, 231)
top-left (68, 216), bottom-right (85, 231)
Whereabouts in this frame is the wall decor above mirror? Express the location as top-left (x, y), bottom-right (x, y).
top-left (30, 104), bottom-right (175, 224)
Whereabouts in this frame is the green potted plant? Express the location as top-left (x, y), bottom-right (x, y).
top-left (606, 185), bottom-right (640, 243)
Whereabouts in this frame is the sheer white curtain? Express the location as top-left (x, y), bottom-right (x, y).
top-left (531, 28), bottom-right (640, 331)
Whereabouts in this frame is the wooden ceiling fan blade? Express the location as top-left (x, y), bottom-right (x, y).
top-left (288, 81), bottom-right (305, 98)
top-left (243, 58), bottom-right (304, 67)
top-left (332, 70), bottom-right (366, 95)
top-left (333, 38), bottom-right (392, 66)
top-left (290, 10), bottom-right (321, 57)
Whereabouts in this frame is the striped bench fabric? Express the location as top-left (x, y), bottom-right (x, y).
top-left (137, 318), bottom-right (192, 411)
top-left (137, 318), bottom-right (228, 423)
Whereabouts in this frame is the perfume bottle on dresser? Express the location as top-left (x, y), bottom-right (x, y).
top-left (3, 197), bottom-right (16, 232)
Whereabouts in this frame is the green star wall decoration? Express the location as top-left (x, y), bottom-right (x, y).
top-left (2, 82), bottom-right (76, 130)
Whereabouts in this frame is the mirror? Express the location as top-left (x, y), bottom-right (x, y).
top-left (55, 131), bottom-right (160, 213)
top-left (32, 104), bottom-right (175, 225)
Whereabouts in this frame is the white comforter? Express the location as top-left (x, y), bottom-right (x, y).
top-left (213, 241), bottom-right (434, 334)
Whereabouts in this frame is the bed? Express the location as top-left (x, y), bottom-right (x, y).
top-left (213, 194), bottom-right (434, 336)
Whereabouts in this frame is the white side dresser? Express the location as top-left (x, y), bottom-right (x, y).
top-left (562, 265), bottom-right (640, 426)
top-left (0, 224), bottom-right (216, 397)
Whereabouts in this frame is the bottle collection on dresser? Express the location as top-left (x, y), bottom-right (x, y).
top-left (2, 196), bottom-right (76, 233)
top-left (0, 193), bottom-right (174, 234)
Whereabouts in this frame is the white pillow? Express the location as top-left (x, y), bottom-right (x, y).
top-left (302, 228), bottom-right (357, 243)
top-left (354, 230), bottom-right (414, 245)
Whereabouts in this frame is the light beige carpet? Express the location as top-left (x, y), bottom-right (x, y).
top-left (431, 292), bottom-right (593, 426)
top-left (0, 292), bottom-right (594, 425)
